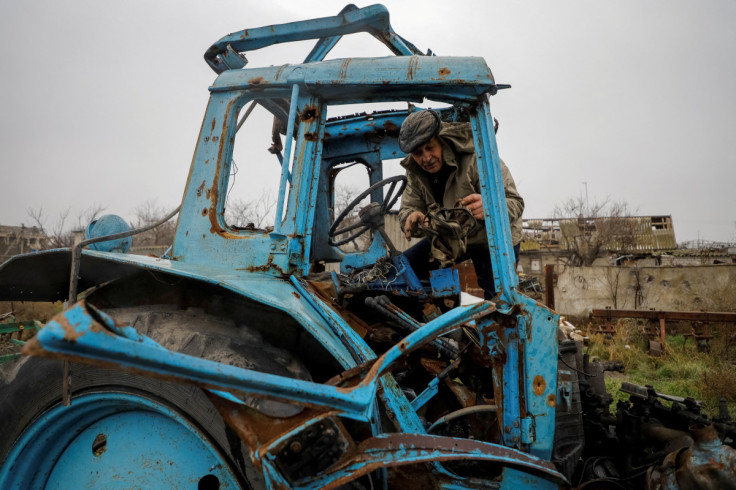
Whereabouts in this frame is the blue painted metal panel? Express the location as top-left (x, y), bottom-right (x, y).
top-left (469, 98), bottom-right (518, 308)
top-left (211, 56), bottom-right (496, 101)
top-left (518, 295), bottom-right (559, 459)
top-left (478, 300), bottom-right (559, 460)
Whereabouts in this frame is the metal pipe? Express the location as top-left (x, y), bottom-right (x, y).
top-left (273, 83), bottom-right (300, 233)
top-left (427, 405), bottom-right (498, 434)
top-left (235, 100), bottom-right (258, 133)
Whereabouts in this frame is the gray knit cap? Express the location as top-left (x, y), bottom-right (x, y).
top-left (399, 110), bottom-right (441, 153)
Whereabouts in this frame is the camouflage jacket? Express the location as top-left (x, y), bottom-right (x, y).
top-left (398, 122), bottom-right (524, 249)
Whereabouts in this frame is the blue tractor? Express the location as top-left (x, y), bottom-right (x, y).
top-left (1, 5), bottom-right (734, 489)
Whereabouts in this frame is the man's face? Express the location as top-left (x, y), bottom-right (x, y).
top-left (410, 136), bottom-right (444, 174)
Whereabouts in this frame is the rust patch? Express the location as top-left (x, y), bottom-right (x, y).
top-left (325, 360), bottom-right (375, 389)
top-left (207, 390), bottom-right (341, 466)
top-left (196, 180), bottom-right (206, 197)
top-left (438, 67), bottom-right (451, 77)
top-left (58, 315), bottom-right (85, 342)
top-left (446, 378), bottom-right (478, 408)
top-left (304, 132), bottom-right (317, 141)
top-left (210, 118), bottom-right (216, 132)
top-left (339, 58), bottom-right (351, 79)
top-left (547, 393), bottom-right (556, 407)
top-left (382, 121), bottom-right (399, 135)
top-left (407, 56), bottom-right (419, 80)
top-left (300, 105), bottom-right (319, 122)
top-left (291, 292), bottom-right (300, 299)
top-left (306, 280), bottom-right (370, 339)
top-left (201, 208), bottom-right (208, 216)
top-left (533, 375), bottom-right (546, 396)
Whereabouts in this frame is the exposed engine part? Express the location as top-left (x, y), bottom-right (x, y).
top-left (364, 295), bottom-right (459, 358)
top-left (556, 326), bottom-right (736, 488)
top-left (647, 424), bottom-right (736, 490)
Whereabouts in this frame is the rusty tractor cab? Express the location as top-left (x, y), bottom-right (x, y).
top-left (0, 5), bottom-right (734, 489)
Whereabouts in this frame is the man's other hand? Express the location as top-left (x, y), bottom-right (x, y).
top-left (460, 194), bottom-right (484, 219)
top-left (404, 211), bottom-right (425, 240)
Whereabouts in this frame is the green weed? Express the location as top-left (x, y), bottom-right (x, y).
top-left (589, 319), bottom-right (736, 418)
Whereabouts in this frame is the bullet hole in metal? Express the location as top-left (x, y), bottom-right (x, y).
top-left (198, 474), bottom-right (220, 490)
top-left (92, 433), bottom-right (107, 456)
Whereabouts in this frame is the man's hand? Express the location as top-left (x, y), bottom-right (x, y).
top-left (460, 193), bottom-right (484, 219)
top-left (403, 211), bottom-right (425, 240)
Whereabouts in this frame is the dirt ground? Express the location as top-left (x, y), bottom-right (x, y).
top-left (0, 301), bottom-right (62, 323)
top-left (1, 301), bottom-right (60, 358)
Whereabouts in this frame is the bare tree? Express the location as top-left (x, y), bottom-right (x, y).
top-left (27, 204), bottom-right (105, 249)
top-left (131, 200), bottom-right (177, 247)
top-left (553, 196), bottom-right (638, 266)
top-left (333, 184), bottom-right (363, 220)
top-left (225, 190), bottom-right (277, 230)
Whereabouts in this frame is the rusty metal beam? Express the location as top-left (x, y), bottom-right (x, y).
top-left (591, 309), bottom-right (736, 323)
top-left (544, 264), bottom-right (555, 310)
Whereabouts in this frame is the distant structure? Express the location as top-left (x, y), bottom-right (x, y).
top-left (521, 215), bottom-right (676, 254)
top-left (519, 215), bottom-right (734, 284)
top-left (0, 225), bottom-right (49, 263)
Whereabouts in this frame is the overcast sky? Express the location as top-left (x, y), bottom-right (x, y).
top-left (1, 0), bottom-right (734, 244)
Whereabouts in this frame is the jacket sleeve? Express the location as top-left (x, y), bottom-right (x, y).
top-left (398, 173), bottom-right (428, 234)
top-left (468, 157), bottom-right (524, 224)
top-left (500, 159), bottom-right (524, 223)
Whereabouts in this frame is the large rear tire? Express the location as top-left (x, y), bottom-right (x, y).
top-left (0, 356), bottom-right (262, 489)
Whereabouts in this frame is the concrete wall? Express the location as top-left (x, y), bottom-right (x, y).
top-left (554, 264), bottom-right (736, 318)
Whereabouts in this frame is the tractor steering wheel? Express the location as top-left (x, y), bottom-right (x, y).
top-left (328, 175), bottom-right (407, 247)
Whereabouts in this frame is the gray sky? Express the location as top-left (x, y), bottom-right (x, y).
top-left (1, 0), bottom-right (735, 244)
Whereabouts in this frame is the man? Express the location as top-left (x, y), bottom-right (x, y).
top-left (397, 109), bottom-right (524, 300)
